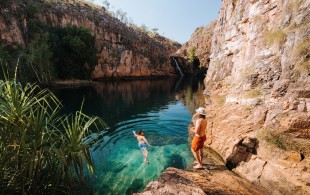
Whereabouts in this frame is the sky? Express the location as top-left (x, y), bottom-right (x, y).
top-left (89, 0), bottom-right (222, 44)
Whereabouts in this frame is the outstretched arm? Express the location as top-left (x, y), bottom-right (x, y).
top-left (133, 131), bottom-right (137, 137)
top-left (143, 137), bottom-right (151, 146)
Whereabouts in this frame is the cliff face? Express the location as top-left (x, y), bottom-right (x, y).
top-left (173, 21), bottom-right (216, 76)
top-left (0, 0), bottom-right (180, 80)
top-left (205, 0), bottom-right (310, 194)
top-left (176, 21), bottom-right (216, 69)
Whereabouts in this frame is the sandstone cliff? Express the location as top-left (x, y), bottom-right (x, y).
top-left (176, 21), bottom-right (216, 68)
top-left (173, 21), bottom-right (216, 76)
top-left (204, 0), bottom-right (310, 194)
top-left (0, 0), bottom-right (180, 80)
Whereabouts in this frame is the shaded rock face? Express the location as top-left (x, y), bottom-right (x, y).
top-left (204, 0), bottom-right (310, 194)
top-left (0, 0), bottom-right (180, 80)
top-left (173, 21), bottom-right (216, 76)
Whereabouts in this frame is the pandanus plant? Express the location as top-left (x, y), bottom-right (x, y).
top-left (0, 63), bottom-right (106, 194)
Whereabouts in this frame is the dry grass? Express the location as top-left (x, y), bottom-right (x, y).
top-left (243, 105), bottom-right (253, 112)
top-left (259, 129), bottom-right (287, 149)
top-left (240, 66), bottom-right (256, 80)
top-left (295, 61), bottom-right (310, 74)
top-left (285, 0), bottom-right (302, 13)
top-left (293, 39), bottom-right (310, 58)
top-left (217, 95), bottom-right (226, 106)
top-left (293, 39), bottom-right (310, 74)
top-left (245, 88), bottom-right (261, 98)
top-left (264, 29), bottom-right (287, 46)
top-left (259, 129), bottom-right (310, 153)
top-left (214, 59), bottom-right (222, 70)
top-left (253, 15), bottom-right (262, 23)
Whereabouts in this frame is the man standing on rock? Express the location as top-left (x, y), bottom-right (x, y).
top-left (190, 107), bottom-right (207, 169)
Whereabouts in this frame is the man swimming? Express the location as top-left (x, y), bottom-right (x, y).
top-left (133, 130), bottom-right (151, 164)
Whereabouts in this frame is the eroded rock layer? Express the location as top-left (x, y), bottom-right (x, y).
top-left (0, 0), bottom-right (180, 80)
top-left (205, 0), bottom-right (310, 194)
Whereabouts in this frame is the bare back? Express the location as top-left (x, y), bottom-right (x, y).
top-left (195, 118), bottom-right (207, 136)
top-left (137, 135), bottom-right (147, 144)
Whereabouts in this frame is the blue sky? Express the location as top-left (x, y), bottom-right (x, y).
top-left (90, 0), bottom-right (222, 44)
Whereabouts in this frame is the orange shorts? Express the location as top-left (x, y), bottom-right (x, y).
top-left (191, 135), bottom-right (206, 152)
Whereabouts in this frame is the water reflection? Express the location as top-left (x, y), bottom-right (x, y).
top-left (51, 76), bottom-right (205, 194)
top-left (52, 77), bottom-right (204, 125)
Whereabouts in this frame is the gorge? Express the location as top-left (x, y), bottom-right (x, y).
top-left (146, 0), bottom-right (309, 194)
top-left (0, 0), bottom-right (181, 82)
top-left (0, 0), bottom-right (309, 194)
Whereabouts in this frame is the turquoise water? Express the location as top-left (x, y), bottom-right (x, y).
top-left (52, 77), bottom-right (204, 194)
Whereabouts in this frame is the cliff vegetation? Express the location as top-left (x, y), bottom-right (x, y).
top-left (0, 0), bottom-right (181, 83)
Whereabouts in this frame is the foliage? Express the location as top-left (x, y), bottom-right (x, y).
top-left (293, 39), bottom-right (310, 58)
top-left (188, 47), bottom-right (196, 63)
top-left (292, 39), bottom-right (310, 74)
top-left (102, 0), bottom-right (110, 10)
top-left (259, 129), bottom-right (310, 153)
top-left (0, 45), bottom-right (26, 81)
top-left (22, 33), bottom-right (56, 83)
top-left (0, 37), bottom-right (55, 83)
top-left (25, 0), bottom-right (49, 40)
top-left (115, 9), bottom-right (128, 24)
top-left (259, 129), bottom-right (287, 149)
top-left (139, 24), bottom-right (149, 33)
top-left (49, 25), bottom-right (98, 79)
top-left (0, 74), bottom-right (106, 194)
top-left (0, 46), bottom-right (10, 62)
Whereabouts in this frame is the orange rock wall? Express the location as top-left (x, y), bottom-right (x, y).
top-left (0, 0), bottom-right (180, 80)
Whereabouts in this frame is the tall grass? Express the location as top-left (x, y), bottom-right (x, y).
top-left (0, 68), bottom-right (106, 193)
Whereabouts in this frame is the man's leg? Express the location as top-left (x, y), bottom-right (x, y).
top-left (145, 150), bottom-right (149, 163)
top-left (199, 148), bottom-right (204, 164)
top-left (143, 149), bottom-right (149, 163)
top-left (191, 148), bottom-right (202, 168)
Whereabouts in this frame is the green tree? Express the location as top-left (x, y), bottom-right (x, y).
top-left (151, 28), bottom-right (159, 34)
top-left (102, 0), bottom-right (110, 10)
top-left (115, 9), bottom-right (128, 24)
top-left (0, 45), bottom-right (10, 62)
top-left (188, 47), bottom-right (196, 63)
top-left (49, 25), bottom-right (98, 79)
top-left (23, 33), bottom-right (55, 83)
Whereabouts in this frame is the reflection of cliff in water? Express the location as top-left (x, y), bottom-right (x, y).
top-left (52, 77), bottom-right (204, 126)
top-left (175, 77), bottom-right (205, 115)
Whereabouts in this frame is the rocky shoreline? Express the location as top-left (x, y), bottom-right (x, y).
top-left (136, 146), bottom-right (266, 195)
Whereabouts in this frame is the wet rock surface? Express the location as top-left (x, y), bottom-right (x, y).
top-left (136, 147), bottom-right (265, 195)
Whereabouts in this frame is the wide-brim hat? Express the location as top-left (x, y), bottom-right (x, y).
top-left (196, 107), bottom-right (206, 115)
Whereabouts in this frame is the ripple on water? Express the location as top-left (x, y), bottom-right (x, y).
top-left (90, 102), bottom-right (194, 194)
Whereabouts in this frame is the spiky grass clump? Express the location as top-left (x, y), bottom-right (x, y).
top-left (0, 71), bottom-right (106, 193)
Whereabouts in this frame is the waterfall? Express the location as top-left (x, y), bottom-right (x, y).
top-left (172, 57), bottom-right (184, 77)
